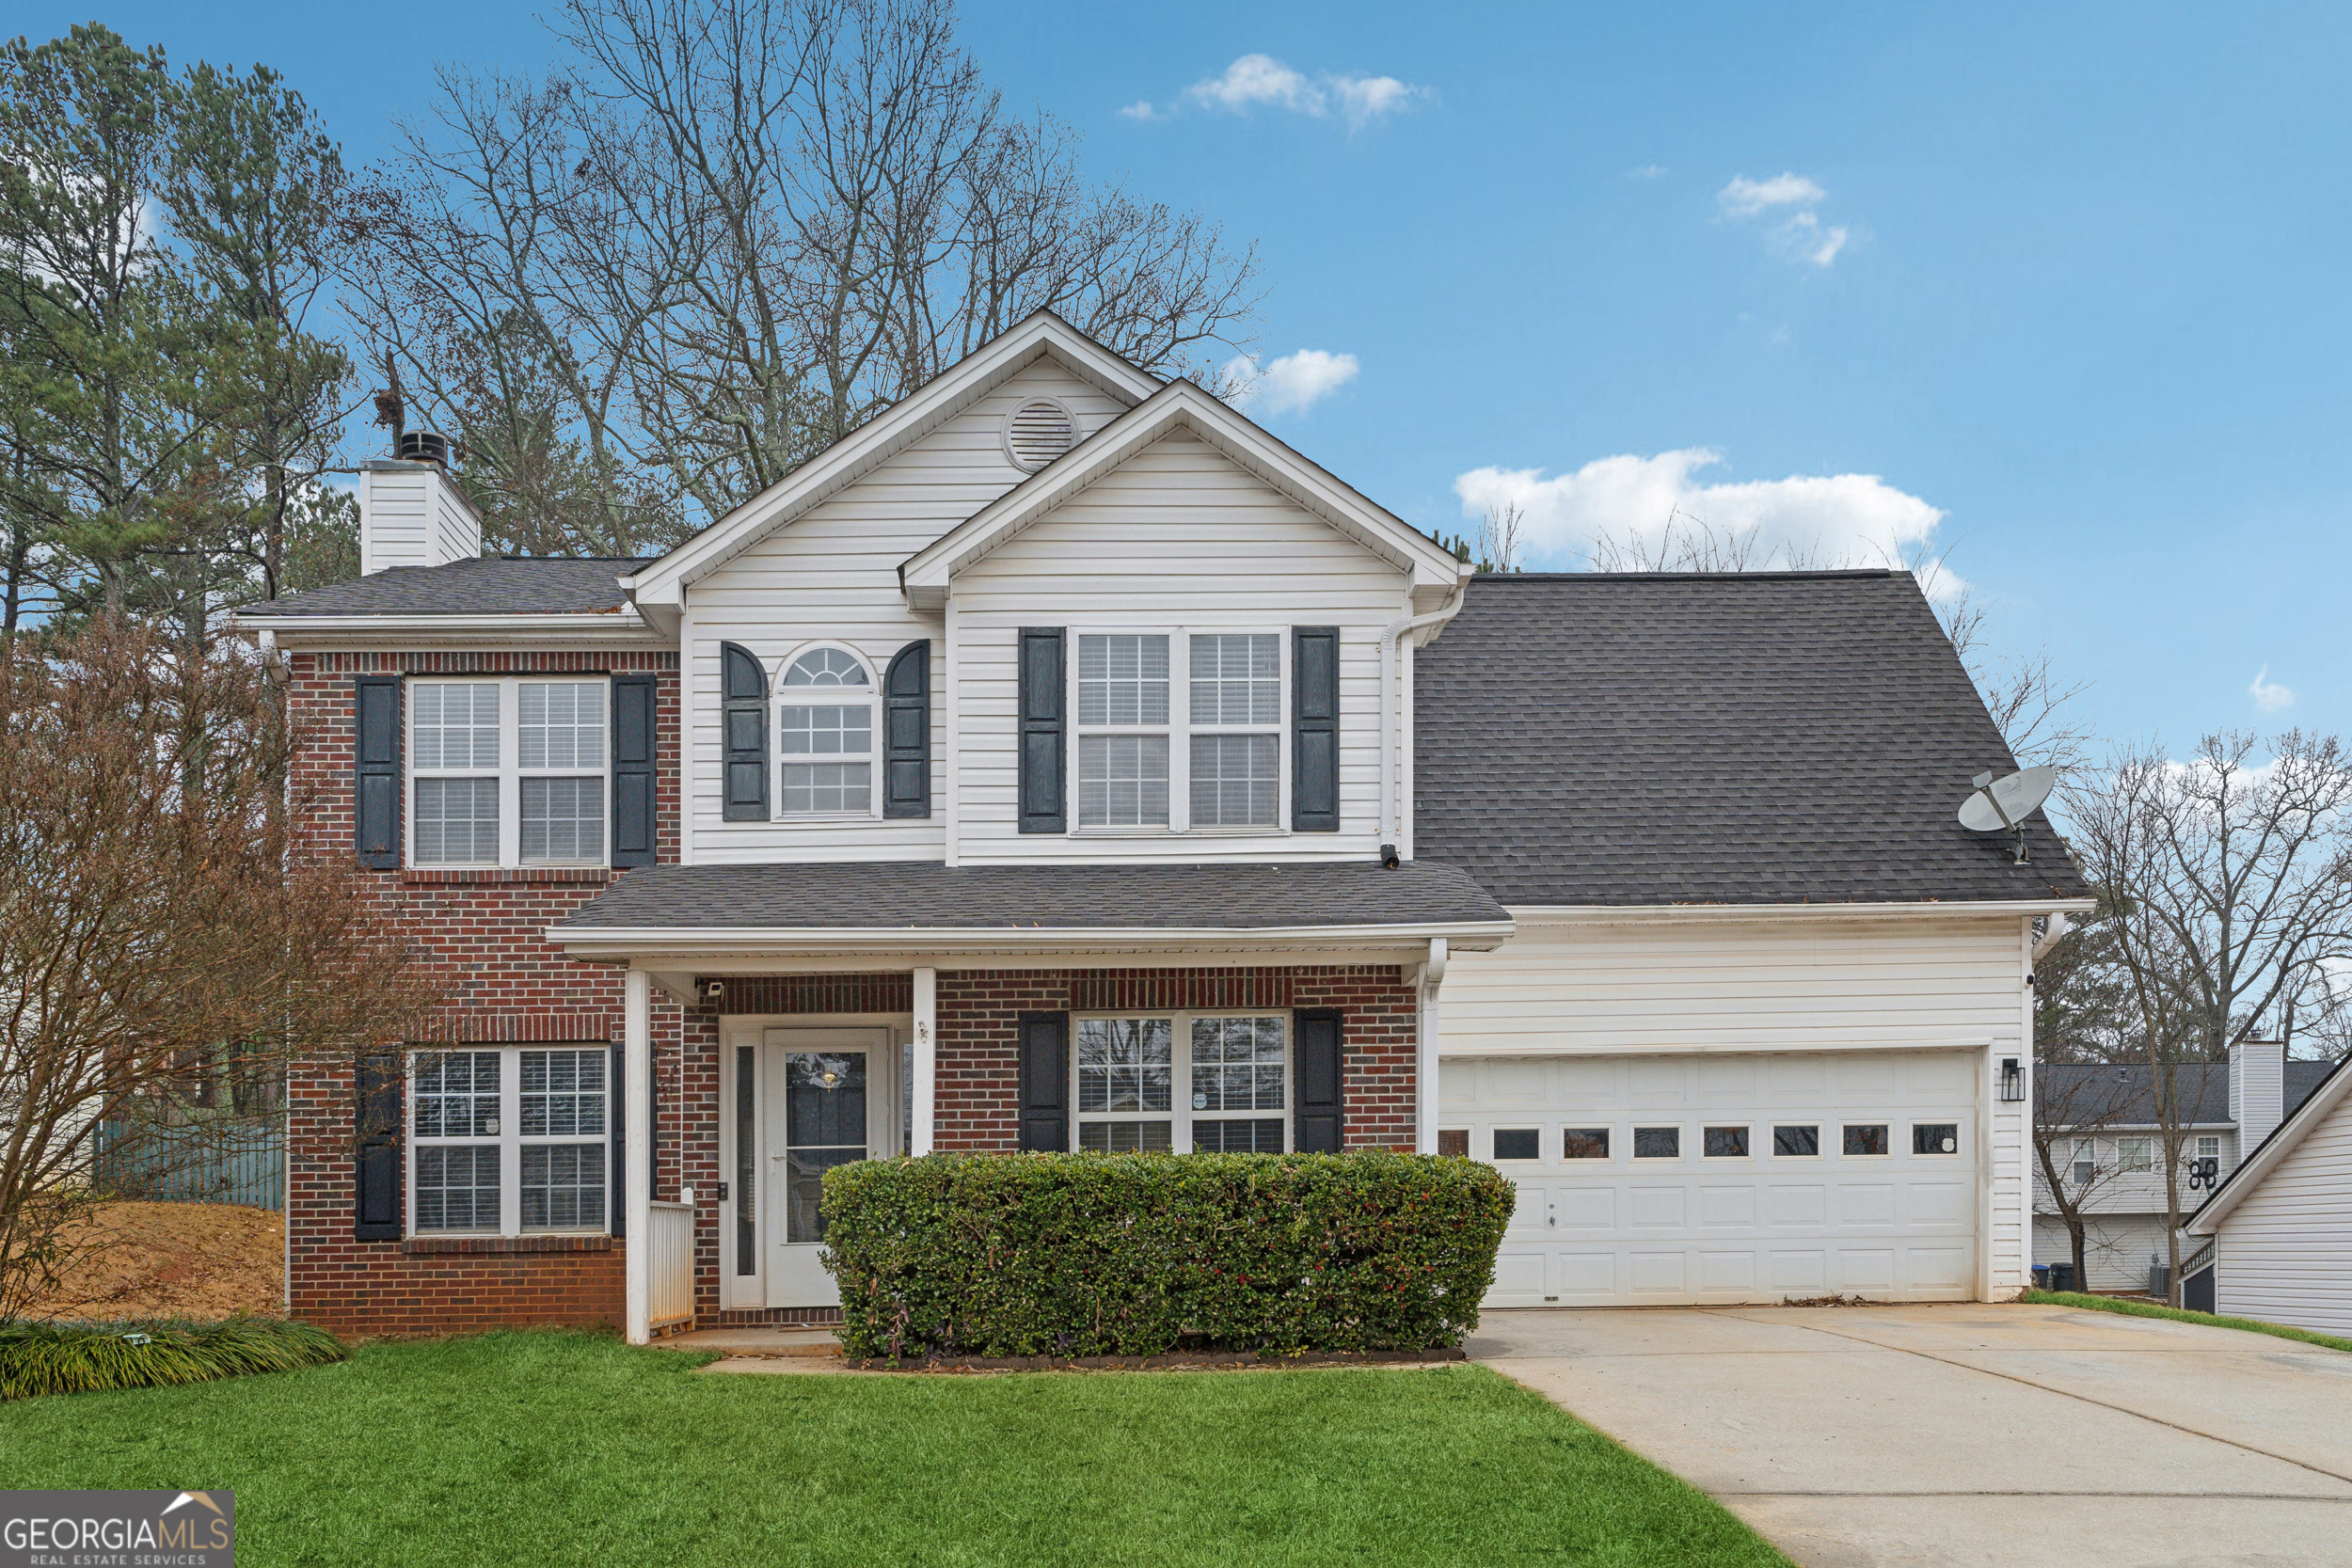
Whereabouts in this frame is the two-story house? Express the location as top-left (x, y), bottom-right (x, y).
top-left (235, 313), bottom-right (2091, 1343)
top-left (2035, 1040), bottom-right (2331, 1291)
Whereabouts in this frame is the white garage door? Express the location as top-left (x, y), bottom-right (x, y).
top-left (1441, 1051), bottom-right (1980, 1307)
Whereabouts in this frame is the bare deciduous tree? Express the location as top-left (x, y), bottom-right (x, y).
top-left (342, 0), bottom-right (1259, 553)
top-left (0, 623), bottom-right (437, 1321)
top-left (2061, 729), bottom-right (2352, 1303)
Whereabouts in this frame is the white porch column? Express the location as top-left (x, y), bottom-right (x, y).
top-left (624, 967), bottom-right (653, 1346)
top-left (1418, 937), bottom-right (1447, 1155)
top-left (913, 966), bottom-right (938, 1156)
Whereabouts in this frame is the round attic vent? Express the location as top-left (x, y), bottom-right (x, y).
top-left (1002, 398), bottom-right (1078, 471)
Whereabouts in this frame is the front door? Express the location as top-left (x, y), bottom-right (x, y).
top-left (764, 1027), bottom-right (889, 1308)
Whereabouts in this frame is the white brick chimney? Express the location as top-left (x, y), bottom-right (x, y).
top-left (2229, 1038), bottom-right (2286, 1152)
top-left (358, 452), bottom-right (483, 576)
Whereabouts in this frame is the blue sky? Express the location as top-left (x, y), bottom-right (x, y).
top-left (25, 2), bottom-right (2350, 753)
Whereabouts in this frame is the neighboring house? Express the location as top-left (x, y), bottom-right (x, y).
top-left (2186, 1053), bottom-right (2352, 1335)
top-left (2034, 1042), bottom-right (2331, 1291)
top-left (230, 312), bottom-right (2090, 1344)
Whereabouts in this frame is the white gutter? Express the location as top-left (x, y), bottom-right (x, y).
top-left (2032, 911), bottom-right (2074, 961)
top-left (548, 918), bottom-right (1516, 962)
top-left (227, 612), bottom-right (671, 649)
top-left (1380, 581), bottom-right (1466, 847)
top-left (1505, 898), bottom-right (2096, 926)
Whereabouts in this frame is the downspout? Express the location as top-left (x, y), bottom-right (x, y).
top-left (1416, 937), bottom-right (1449, 1156)
top-left (1380, 582), bottom-right (1465, 849)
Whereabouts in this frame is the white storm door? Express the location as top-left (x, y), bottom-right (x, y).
top-left (764, 1027), bottom-right (890, 1308)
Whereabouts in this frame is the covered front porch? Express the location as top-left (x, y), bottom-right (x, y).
top-left (549, 860), bottom-right (1513, 1343)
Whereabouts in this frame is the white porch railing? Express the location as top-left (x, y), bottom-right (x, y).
top-left (647, 1200), bottom-right (696, 1330)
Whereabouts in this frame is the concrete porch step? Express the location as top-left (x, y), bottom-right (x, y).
top-left (652, 1326), bottom-right (843, 1358)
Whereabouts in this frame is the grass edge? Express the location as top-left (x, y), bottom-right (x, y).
top-left (2022, 1289), bottom-right (2352, 1354)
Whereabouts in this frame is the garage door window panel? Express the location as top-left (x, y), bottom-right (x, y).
top-left (1704, 1126), bottom-right (1751, 1158)
top-left (1493, 1128), bottom-right (1540, 1162)
top-left (1912, 1122), bottom-right (1961, 1157)
top-left (1634, 1126), bottom-right (1680, 1159)
top-left (1843, 1124), bottom-right (1891, 1157)
top-left (1563, 1128), bottom-right (1610, 1160)
top-left (1773, 1125), bottom-right (1820, 1158)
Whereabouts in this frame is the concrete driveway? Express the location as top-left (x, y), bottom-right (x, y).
top-left (1468, 1303), bottom-right (2352, 1568)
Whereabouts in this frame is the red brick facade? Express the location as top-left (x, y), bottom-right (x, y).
top-left (279, 653), bottom-right (1426, 1337)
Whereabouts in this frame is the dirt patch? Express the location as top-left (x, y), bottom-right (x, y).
top-left (23, 1201), bottom-right (283, 1322)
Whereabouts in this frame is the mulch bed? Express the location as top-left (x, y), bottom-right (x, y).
top-left (842, 1346), bottom-right (1468, 1373)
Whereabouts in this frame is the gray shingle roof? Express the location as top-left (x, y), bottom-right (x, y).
top-left (1413, 571), bottom-right (2092, 907)
top-left (2039, 1060), bottom-right (2333, 1128)
top-left (243, 557), bottom-right (652, 617)
top-left (553, 859), bottom-right (1509, 932)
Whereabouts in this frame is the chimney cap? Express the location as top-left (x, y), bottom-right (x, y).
top-left (396, 430), bottom-right (453, 468)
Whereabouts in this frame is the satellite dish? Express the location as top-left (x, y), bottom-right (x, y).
top-left (1958, 765), bottom-right (2057, 864)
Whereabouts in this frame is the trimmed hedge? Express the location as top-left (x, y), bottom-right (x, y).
top-left (822, 1150), bottom-right (1514, 1360)
top-left (0, 1316), bottom-right (346, 1401)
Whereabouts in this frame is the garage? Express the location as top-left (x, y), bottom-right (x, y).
top-left (1440, 1050), bottom-right (1982, 1307)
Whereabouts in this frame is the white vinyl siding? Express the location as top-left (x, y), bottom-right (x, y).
top-left (2211, 1086), bottom-right (2352, 1336)
top-left (685, 361), bottom-right (1123, 861)
top-left (953, 431), bottom-right (1405, 863)
top-left (1443, 914), bottom-right (2033, 1294)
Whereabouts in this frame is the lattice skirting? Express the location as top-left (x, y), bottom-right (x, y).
top-left (715, 1307), bottom-right (845, 1326)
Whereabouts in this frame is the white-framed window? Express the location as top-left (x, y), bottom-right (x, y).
top-left (2195, 1134), bottom-right (2221, 1161)
top-left (408, 677), bottom-right (609, 867)
top-left (1073, 629), bottom-right (1287, 834)
top-left (777, 645), bottom-right (877, 816)
top-left (408, 1046), bottom-right (610, 1236)
top-left (2117, 1134), bottom-right (2154, 1173)
top-left (2071, 1137), bottom-right (2097, 1183)
top-left (1073, 1011), bottom-right (1290, 1152)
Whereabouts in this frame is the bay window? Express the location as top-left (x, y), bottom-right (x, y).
top-left (1073, 1012), bottom-right (1289, 1152)
top-left (409, 678), bottom-right (608, 867)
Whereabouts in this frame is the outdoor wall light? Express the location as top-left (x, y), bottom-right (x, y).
top-left (1999, 1057), bottom-right (2025, 1102)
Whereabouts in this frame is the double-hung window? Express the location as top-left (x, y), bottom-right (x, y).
top-left (1073, 1012), bottom-right (1290, 1152)
top-left (1188, 634), bottom-right (1281, 829)
top-left (2117, 1135), bottom-right (2154, 1173)
top-left (409, 678), bottom-right (608, 866)
top-left (778, 647), bottom-right (876, 815)
top-left (1073, 630), bottom-right (1285, 832)
top-left (409, 1047), bottom-right (610, 1235)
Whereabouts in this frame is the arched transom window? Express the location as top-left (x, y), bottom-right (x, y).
top-left (778, 646), bottom-right (875, 814)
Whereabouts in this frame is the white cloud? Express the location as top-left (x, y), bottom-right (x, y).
top-left (1176, 55), bottom-right (1425, 129)
top-left (1628, 163), bottom-right (1669, 180)
top-left (1221, 348), bottom-right (1360, 416)
top-left (1453, 448), bottom-right (1959, 596)
top-left (1117, 100), bottom-right (1165, 122)
top-left (1718, 171), bottom-right (1851, 268)
top-left (1718, 172), bottom-right (1827, 217)
top-left (2250, 664), bottom-right (2296, 713)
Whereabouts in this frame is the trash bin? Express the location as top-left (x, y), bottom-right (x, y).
top-left (2048, 1262), bottom-right (2075, 1292)
top-left (2148, 1257), bottom-right (2170, 1298)
top-left (2031, 1264), bottom-right (2051, 1291)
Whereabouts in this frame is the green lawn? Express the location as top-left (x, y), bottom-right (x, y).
top-left (0, 1332), bottom-right (1787, 1567)
top-left (2025, 1288), bottom-right (2352, 1354)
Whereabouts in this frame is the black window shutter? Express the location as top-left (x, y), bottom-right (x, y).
top-left (721, 642), bottom-right (769, 821)
top-left (610, 1045), bottom-right (626, 1237)
top-left (1295, 1008), bottom-right (1343, 1153)
top-left (1017, 628), bottom-right (1065, 833)
top-left (354, 1053), bottom-right (404, 1241)
top-left (1292, 627), bottom-right (1340, 832)
top-left (1017, 1011), bottom-right (1070, 1151)
top-left (882, 640), bottom-right (931, 818)
top-left (611, 673), bottom-right (659, 866)
top-left (354, 675), bottom-right (403, 868)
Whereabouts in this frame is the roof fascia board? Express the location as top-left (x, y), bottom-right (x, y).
top-left (228, 614), bottom-right (669, 649)
top-left (898, 381), bottom-right (1469, 608)
top-left (622, 314), bottom-right (1158, 605)
top-left (549, 917), bottom-right (1516, 959)
top-left (642, 944), bottom-right (1466, 978)
top-left (2187, 1053), bottom-right (2352, 1233)
top-left (1505, 898), bottom-right (2095, 925)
